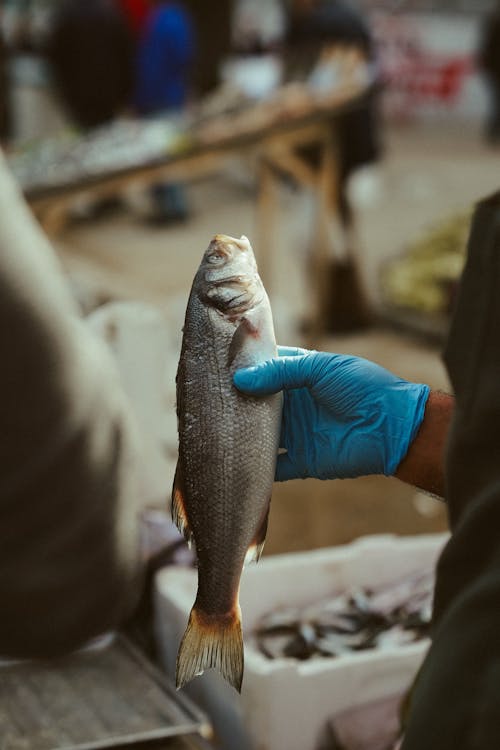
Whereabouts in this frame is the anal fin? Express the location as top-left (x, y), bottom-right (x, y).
top-left (244, 504), bottom-right (270, 565)
top-left (171, 463), bottom-right (193, 547)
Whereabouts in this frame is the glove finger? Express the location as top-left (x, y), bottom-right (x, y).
top-left (275, 452), bottom-right (301, 481)
top-left (233, 354), bottom-right (314, 395)
top-left (277, 345), bottom-right (310, 358)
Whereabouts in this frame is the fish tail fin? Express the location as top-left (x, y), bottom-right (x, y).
top-left (176, 605), bottom-right (244, 693)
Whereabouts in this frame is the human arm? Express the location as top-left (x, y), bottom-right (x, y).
top-left (394, 390), bottom-right (454, 497)
top-left (0, 153), bottom-right (143, 658)
top-left (234, 346), bottom-right (435, 487)
top-left (398, 194), bottom-right (500, 749)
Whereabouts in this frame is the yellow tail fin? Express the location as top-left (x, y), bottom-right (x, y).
top-left (176, 605), bottom-right (244, 693)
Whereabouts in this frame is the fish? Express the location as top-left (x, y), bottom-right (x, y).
top-left (173, 234), bottom-right (282, 692)
top-left (252, 573), bottom-right (434, 663)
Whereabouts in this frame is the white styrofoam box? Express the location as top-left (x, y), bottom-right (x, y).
top-left (155, 533), bottom-right (448, 750)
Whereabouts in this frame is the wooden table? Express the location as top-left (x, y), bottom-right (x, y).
top-left (21, 87), bottom-right (368, 337)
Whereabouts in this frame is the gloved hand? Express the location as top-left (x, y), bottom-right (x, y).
top-left (234, 346), bottom-right (430, 481)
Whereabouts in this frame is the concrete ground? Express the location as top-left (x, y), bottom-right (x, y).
top-left (52, 121), bottom-right (500, 555)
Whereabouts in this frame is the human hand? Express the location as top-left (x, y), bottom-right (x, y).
top-left (234, 347), bottom-right (430, 481)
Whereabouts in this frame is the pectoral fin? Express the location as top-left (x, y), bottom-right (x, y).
top-left (171, 463), bottom-right (193, 547)
top-left (228, 317), bottom-right (259, 368)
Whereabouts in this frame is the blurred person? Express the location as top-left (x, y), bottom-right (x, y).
top-left (285, 0), bottom-right (381, 200)
top-left (284, 0), bottom-right (382, 330)
top-left (134, 0), bottom-right (194, 116)
top-left (134, 0), bottom-right (195, 223)
top-left (116, 0), bottom-right (149, 38)
top-left (234, 193), bottom-right (500, 747)
top-left (478, 0), bottom-right (500, 145)
top-left (232, 0), bottom-right (285, 56)
top-left (183, 0), bottom-right (233, 96)
top-left (46, 0), bottom-right (134, 130)
top-left (0, 150), bottom-right (145, 657)
top-left (0, 26), bottom-right (10, 143)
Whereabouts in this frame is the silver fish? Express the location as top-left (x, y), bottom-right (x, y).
top-left (173, 234), bottom-right (282, 692)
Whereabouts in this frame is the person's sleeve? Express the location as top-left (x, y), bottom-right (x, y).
top-left (402, 193), bottom-right (500, 749)
top-left (113, 11), bottom-right (136, 105)
top-left (476, 17), bottom-right (496, 73)
top-left (0, 154), bottom-right (144, 658)
top-left (155, 7), bottom-right (195, 68)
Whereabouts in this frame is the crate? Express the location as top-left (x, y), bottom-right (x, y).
top-left (155, 534), bottom-right (448, 750)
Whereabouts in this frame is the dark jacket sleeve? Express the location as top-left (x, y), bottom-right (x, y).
top-left (402, 194), bottom-right (500, 748)
top-left (0, 155), bottom-right (144, 658)
top-left (478, 14), bottom-right (500, 79)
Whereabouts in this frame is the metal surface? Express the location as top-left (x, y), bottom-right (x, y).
top-left (0, 634), bottom-right (212, 750)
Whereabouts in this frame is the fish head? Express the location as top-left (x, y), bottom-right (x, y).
top-left (197, 234), bottom-right (264, 317)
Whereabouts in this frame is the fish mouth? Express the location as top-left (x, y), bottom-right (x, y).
top-left (212, 234), bottom-right (250, 251)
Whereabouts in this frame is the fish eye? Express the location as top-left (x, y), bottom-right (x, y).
top-left (207, 252), bottom-right (226, 265)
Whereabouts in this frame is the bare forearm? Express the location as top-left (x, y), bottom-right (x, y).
top-left (395, 390), bottom-right (454, 498)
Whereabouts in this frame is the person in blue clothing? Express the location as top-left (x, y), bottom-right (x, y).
top-left (134, 0), bottom-right (194, 115)
top-left (134, 0), bottom-right (195, 222)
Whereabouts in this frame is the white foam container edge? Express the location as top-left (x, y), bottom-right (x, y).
top-left (154, 533), bottom-right (448, 750)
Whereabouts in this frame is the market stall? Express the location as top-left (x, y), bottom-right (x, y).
top-left (8, 47), bottom-right (372, 336)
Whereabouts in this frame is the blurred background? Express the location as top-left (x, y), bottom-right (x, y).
top-left (3, 0), bottom-right (498, 551)
top-left (1, 1), bottom-right (500, 747)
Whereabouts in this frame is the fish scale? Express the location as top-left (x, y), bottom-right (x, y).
top-left (173, 234), bottom-right (282, 692)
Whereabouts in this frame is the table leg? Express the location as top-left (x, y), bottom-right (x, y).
top-left (256, 156), bottom-right (278, 298)
top-left (307, 125), bottom-right (339, 342)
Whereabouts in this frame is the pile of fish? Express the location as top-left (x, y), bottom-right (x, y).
top-left (9, 117), bottom-right (191, 193)
top-left (252, 572), bottom-right (434, 662)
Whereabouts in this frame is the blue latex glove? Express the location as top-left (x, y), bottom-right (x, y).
top-left (234, 346), bottom-right (430, 481)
